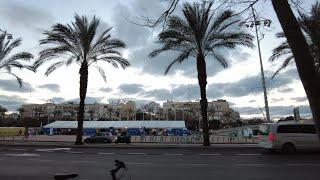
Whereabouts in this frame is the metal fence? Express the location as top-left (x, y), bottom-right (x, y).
top-left (130, 135), bottom-right (257, 144)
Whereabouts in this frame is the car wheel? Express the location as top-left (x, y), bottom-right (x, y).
top-left (84, 139), bottom-right (89, 143)
top-left (281, 143), bottom-right (296, 154)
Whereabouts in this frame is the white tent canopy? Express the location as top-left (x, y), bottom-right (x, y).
top-left (43, 121), bottom-right (186, 129)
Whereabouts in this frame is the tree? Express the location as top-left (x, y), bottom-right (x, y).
top-left (149, 2), bottom-right (253, 146)
top-left (208, 120), bottom-right (221, 130)
top-left (17, 107), bottom-right (25, 121)
top-left (0, 106), bottom-right (7, 126)
top-left (271, 0), bottom-right (320, 141)
top-left (270, 2), bottom-right (320, 78)
top-left (0, 32), bottom-right (33, 87)
top-left (34, 15), bottom-right (130, 144)
top-left (107, 107), bottom-right (113, 120)
top-left (88, 109), bottom-right (95, 121)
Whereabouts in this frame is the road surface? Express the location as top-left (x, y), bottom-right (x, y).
top-left (0, 146), bottom-right (319, 180)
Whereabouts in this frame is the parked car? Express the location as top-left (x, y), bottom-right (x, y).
top-left (258, 120), bottom-right (320, 154)
top-left (84, 133), bottom-right (112, 144)
top-left (115, 134), bottom-right (131, 144)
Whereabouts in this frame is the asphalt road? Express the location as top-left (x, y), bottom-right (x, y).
top-left (0, 146), bottom-right (319, 180)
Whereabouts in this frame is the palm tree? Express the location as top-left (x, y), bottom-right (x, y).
top-left (17, 107), bottom-right (25, 121)
top-left (149, 2), bottom-right (253, 146)
top-left (271, 0), bottom-right (320, 141)
top-left (34, 15), bottom-right (130, 145)
top-left (0, 106), bottom-right (7, 125)
top-left (270, 2), bottom-right (320, 78)
top-left (0, 32), bottom-right (33, 87)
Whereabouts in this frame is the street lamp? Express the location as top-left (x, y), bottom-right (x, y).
top-left (240, 5), bottom-right (272, 122)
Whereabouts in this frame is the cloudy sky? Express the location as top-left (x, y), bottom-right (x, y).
top-left (0, 0), bottom-right (316, 119)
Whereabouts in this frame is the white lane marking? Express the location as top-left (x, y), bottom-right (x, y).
top-left (70, 160), bottom-right (95, 163)
top-left (65, 151), bottom-right (84, 154)
top-left (164, 153), bottom-right (183, 156)
top-left (4, 153), bottom-right (40, 157)
top-left (98, 152), bottom-right (115, 155)
top-left (126, 153), bottom-right (147, 155)
top-left (127, 162), bottom-right (152, 165)
top-left (287, 164), bottom-right (314, 166)
top-left (237, 164), bottom-right (265, 166)
top-left (236, 154), bottom-right (262, 156)
top-left (36, 148), bottom-right (71, 152)
top-left (177, 163), bottom-right (208, 166)
top-left (199, 153), bottom-right (221, 156)
top-left (27, 158), bottom-right (54, 162)
top-left (9, 149), bottom-right (27, 151)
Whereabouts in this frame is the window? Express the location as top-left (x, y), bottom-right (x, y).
top-left (258, 124), bottom-right (269, 135)
top-left (277, 124), bottom-right (316, 134)
top-left (300, 125), bottom-right (317, 134)
top-left (277, 125), bottom-right (300, 133)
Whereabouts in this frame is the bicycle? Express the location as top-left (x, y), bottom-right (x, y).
top-left (53, 160), bottom-right (127, 180)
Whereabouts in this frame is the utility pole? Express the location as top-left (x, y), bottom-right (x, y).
top-left (241, 4), bottom-right (271, 122)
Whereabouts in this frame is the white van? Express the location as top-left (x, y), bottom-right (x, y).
top-left (258, 120), bottom-right (320, 153)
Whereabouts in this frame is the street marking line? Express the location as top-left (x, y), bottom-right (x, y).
top-left (237, 164), bottom-right (265, 166)
top-left (4, 153), bottom-right (40, 157)
top-left (199, 154), bottom-right (221, 156)
top-left (69, 160), bottom-right (95, 163)
top-left (65, 151), bottom-right (84, 154)
top-left (127, 162), bottom-right (152, 165)
top-left (98, 152), bottom-right (115, 155)
top-left (177, 163), bottom-right (208, 166)
top-left (287, 164), bottom-right (314, 166)
top-left (126, 153), bottom-right (147, 155)
top-left (236, 154), bottom-right (262, 156)
top-left (27, 158), bottom-right (54, 162)
top-left (164, 153), bottom-right (183, 156)
top-left (36, 148), bottom-right (71, 152)
top-left (9, 149), bottom-right (27, 151)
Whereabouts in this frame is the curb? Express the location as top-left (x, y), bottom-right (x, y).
top-left (0, 141), bottom-right (259, 149)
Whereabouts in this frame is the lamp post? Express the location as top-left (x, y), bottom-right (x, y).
top-left (240, 4), bottom-right (272, 122)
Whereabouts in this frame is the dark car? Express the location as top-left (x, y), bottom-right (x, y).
top-left (84, 134), bottom-right (112, 144)
top-left (115, 134), bottom-right (131, 144)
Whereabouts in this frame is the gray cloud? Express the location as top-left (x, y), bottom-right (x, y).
top-left (0, 95), bottom-right (27, 111)
top-left (143, 89), bottom-right (171, 101)
top-left (51, 97), bottom-right (65, 104)
top-left (67, 96), bottom-right (103, 104)
top-left (278, 87), bottom-right (294, 93)
top-left (118, 83), bottom-right (144, 95)
top-left (0, 79), bottom-right (34, 93)
top-left (271, 98), bottom-right (284, 103)
top-left (291, 96), bottom-right (308, 103)
top-left (38, 83), bottom-right (60, 92)
top-left (234, 105), bottom-right (311, 117)
top-left (99, 87), bottom-right (113, 93)
top-left (0, 1), bottom-right (54, 34)
top-left (207, 68), bottom-right (299, 98)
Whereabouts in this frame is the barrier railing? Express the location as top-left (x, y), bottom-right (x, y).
top-left (131, 135), bottom-right (256, 144)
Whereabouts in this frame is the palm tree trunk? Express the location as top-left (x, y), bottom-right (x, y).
top-left (75, 61), bottom-right (88, 145)
top-left (272, 0), bottom-right (320, 141)
top-left (197, 54), bottom-right (210, 146)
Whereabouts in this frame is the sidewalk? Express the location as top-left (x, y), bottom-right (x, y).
top-left (0, 135), bottom-right (258, 149)
top-left (0, 141), bottom-right (258, 149)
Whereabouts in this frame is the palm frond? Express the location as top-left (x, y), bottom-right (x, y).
top-left (94, 66), bottom-right (107, 83)
top-left (164, 50), bottom-right (192, 75)
top-left (271, 55), bottom-right (294, 79)
top-left (45, 61), bottom-right (65, 76)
